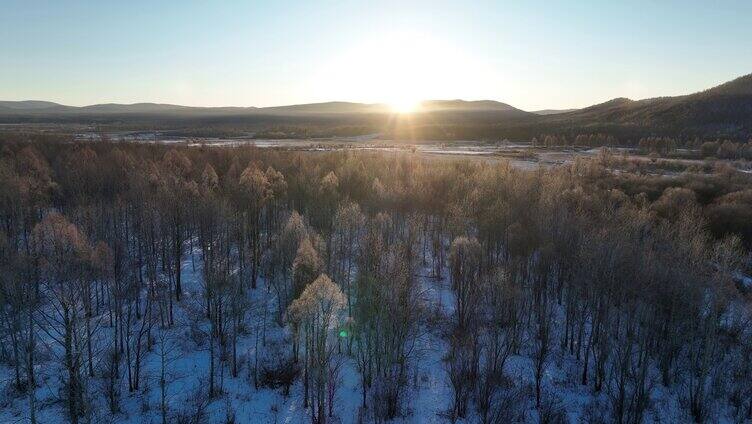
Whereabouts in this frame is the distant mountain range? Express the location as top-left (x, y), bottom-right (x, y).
top-left (0, 98), bottom-right (524, 115)
top-left (2, 73), bottom-right (751, 141)
top-left (532, 109), bottom-right (578, 115)
top-left (0, 101), bottom-right (256, 115)
top-left (0, 100), bottom-right (63, 110)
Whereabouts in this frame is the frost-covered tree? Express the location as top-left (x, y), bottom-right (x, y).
top-left (269, 211), bottom-right (308, 321)
top-left (287, 274), bottom-right (346, 424)
top-left (32, 212), bottom-right (91, 424)
top-left (449, 236), bottom-right (482, 329)
top-left (292, 237), bottom-right (323, 302)
top-left (240, 165), bottom-right (272, 289)
top-left (331, 201), bottom-right (364, 316)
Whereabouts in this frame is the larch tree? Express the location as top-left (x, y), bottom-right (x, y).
top-left (292, 237), bottom-right (323, 304)
top-left (331, 201), bottom-right (364, 316)
top-left (449, 236), bottom-right (482, 329)
top-left (240, 165), bottom-right (272, 290)
top-left (287, 274), bottom-right (346, 424)
top-left (32, 212), bottom-right (91, 424)
top-left (269, 211), bottom-right (308, 322)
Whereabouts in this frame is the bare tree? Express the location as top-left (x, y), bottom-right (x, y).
top-left (287, 274), bottom-right (346, 424)
top-left (32, 212), bottom-right (91, 424)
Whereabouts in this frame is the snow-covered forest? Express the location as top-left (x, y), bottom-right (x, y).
top-left (1, 138), bottom-right (752, 423)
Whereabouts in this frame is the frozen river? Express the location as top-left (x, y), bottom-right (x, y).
top-left (76, 131), bottom-right (571, 169)
top-left (76, 131), bottom-right (728, 174)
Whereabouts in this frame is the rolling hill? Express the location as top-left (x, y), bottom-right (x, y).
top-left (532, 108), bottom-right (579, 115)
top-left (0, 100), bottom-right (64, 110)
top-left (1, 73), bottom-right (751, 141)
top-left (0, 99), bottom-right (524, 115)
top-left (539, 74), bottom-right (752, 139)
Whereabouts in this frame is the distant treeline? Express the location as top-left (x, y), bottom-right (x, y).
top-left (532, 133), bottom-right (752, 159)
top-left (4, 110), bottom-right (752, 144)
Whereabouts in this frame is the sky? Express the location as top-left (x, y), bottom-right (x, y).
top-left (1, 0), bottom-right (751, 111)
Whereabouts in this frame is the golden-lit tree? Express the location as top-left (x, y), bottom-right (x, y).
top-left (287, 274), bottom-right (346, 423)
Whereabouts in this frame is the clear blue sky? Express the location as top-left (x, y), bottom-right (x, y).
top-left (2, 0), bottom-right (751, 110)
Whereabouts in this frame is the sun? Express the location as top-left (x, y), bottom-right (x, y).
top-left (389, 98), bottom-right (421, 114)
top-left (316, 30), bottom-right (489, 113)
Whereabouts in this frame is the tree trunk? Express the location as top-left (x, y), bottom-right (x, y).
top-left (27, 305), bottom-right (36, 424)
top-left (64, 308), bottom-right (79, 424)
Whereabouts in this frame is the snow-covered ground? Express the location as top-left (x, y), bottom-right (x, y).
top-left (0, 241), bottom-right (725, 423)
top-left (1, 244), bottom-right (456, 424)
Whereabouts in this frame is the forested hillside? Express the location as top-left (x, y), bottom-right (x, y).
top-left (1, 136), bottom-right (751, 423)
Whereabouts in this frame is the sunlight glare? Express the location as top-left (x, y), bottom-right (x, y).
top-left (390, 98), bottom-right (420, 114)
top-left (313, 30), bottom-right (492, 108)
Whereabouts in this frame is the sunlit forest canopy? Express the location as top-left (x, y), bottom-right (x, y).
top-left (1, 134), bottom-right (751, 423)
